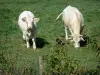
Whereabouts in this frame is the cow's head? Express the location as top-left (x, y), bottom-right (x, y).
top-left (22, 17), bottom-right (40, 37)
top-left (22, 17), bottom-right (40, 29)
top-left (70, 34), bottom-right (84, 48)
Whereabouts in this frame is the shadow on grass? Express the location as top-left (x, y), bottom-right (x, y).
top-left (29, 37), bottom-right (49, 48)
top-left (80, 35), bottom-right (89, 47)
top-left (56, 35), bottom-right (89, 47)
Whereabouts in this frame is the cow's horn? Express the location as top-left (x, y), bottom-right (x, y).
top-left (81, 37), bottom-right (85, 41)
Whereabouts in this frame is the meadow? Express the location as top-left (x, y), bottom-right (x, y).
top-left (0, 0), bottom-right (100, 74)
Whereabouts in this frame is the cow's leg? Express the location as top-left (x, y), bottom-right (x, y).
top-left (26, 36), bottom-right (30, 48)
top-left (26, 39), bottom-right (30, 48)
top-left (68, 26), bottom-right (73, 36)
top-left (23, 34), bottom-right (26, 40)
top-left (32, 37), bottom-right (36, 50)
top-left (32, 30), bottom-right (36, 50)
top-left (68, 26), bottom-right (74, 42)
top-left (23, 32), bottom-right (26, 40)
top-left (65, 27), bottom-right (68, 40)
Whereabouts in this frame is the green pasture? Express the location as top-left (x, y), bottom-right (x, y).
top-left (0, 0), bottom-right (100, 74)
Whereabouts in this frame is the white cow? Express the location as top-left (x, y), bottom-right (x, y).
top-left (18, 11), bottom-right (40, 50)
top-left (56, 5), bottom-right (84, 48)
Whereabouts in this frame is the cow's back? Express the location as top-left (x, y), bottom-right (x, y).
top-left (62, 6), bottom-right (83, 34)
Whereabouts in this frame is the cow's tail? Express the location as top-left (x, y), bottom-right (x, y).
top-left (56, 12), bottom-right (62, 20)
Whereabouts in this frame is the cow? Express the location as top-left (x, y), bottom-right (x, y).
top-left (56, 5), bottom-right (84, 48)
top-left (18, 11), bottom-right (40, 50)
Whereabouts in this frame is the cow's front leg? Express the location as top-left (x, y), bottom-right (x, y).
top-left (32, 29), bottom-right (36, 50)
top-left (23, 34), bottom-right (26, 40)
top-left (26, 38), bottom-right (30, 48)
top-left (23, 32), bottom-right (26, 40)
top-left (32, 38), bottom-right (36, 50)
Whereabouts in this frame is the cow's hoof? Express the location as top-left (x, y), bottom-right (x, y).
top-left (33, 48), bottom-right (36, 50)
top-left (33, 46), bottom-right (36, 50)
top-left (27, 45), bottom-right (30, 48)
top-left (27, 46), bottom-right (30, 48)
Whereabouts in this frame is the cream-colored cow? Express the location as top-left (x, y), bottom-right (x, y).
top-left (56, 5), bottom-right (84, 48)
top-left (18, 11), bottom-right (39, 50)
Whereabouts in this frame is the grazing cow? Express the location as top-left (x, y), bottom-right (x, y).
top-left (18, 11), bottom-right (40, 50)
top-left (56, 5), bottom-right (84, 48)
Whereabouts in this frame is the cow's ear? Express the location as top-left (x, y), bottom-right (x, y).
top-left (34, 18), bottom-right (40, 23)
top-left (22, 17), bottom-right (26, 22)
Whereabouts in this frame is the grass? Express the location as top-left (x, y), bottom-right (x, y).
top-left (0, 0), bottom-right (100, 74)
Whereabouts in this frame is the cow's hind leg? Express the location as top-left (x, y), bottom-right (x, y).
top-left (68, 25), bottom-right (74, 42)
top-left (65, 27), bottom-right (68, 40)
